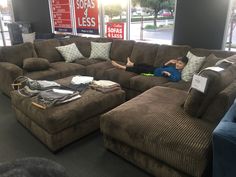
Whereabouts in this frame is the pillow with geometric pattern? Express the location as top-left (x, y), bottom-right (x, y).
top-left (89, 42), bottom-right (112, 60)
top-left (181, 51), bottom-right (206, 82)
top-left (56, 43), bottom-right (84, 63)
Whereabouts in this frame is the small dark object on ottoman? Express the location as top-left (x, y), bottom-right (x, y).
top-left (0, 157), bottom-right (68, 177)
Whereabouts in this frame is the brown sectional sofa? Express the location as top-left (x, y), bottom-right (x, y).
top-left (1, 36), bottom-right (236, 177)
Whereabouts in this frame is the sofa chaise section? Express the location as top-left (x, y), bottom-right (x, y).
top-left (100, 64), bottom-right (236, 177)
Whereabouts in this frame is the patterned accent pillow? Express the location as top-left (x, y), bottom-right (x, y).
top-left (181, 51), bottom-right (206, 82)
top-left (56, 43), bottom-right (84, 63)
top-left (89, 42), bottom-right (111, 60)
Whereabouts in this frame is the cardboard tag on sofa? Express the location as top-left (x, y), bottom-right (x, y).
top-left (191, 74), bottom-right (208, 93)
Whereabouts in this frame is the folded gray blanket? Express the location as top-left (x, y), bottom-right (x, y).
top-left (0, 157), bottom-right (68, 177)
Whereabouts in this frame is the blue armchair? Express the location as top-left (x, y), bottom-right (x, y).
top-left (213, 101), bottom-right (236, 177)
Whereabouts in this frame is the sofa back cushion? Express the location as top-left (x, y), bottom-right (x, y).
top-left (110, 39), bottom-right (135, 62)
top-left (184, 64), bottom-right (236, 118)
top-left (190, 48), bottom-right (236, 58)
top-left (202, 80), bottom-right (236, 124)
top-left (199, 53), bottom-right (221, 70)
top-left (34, 39), bottom-right (63, 63)
top-left (154, 44), bottom-right (190, 67)
top-left (130, 42), bottom-right (159, 66)
top-left (0, 42), bottom-right (37, 67)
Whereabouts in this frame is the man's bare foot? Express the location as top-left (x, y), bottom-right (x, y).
top-left (126, 57), bottom-right (134, 67)
top-left (111, 60), bottom-right (126, 70)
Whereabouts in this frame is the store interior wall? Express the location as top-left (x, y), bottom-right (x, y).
top-left (173, 0), bottom-right (230, 49)
top-left (11, 0), bottom-right (51, 33)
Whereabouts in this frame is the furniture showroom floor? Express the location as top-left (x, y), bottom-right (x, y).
top-left (0, 92), bottom-right (151, 177)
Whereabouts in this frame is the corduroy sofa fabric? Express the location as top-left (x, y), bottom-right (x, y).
top-left (110, 39), bottom-right (135, 62)
top-left (11, 77), bottom-right (125, 134)
top-left (23, 58), bottom-right (50, 71)
top-left (104, 135), bottom-right (191, 177)
top-left (74, 58), bottom-right (103, 66)
top-left (0, 62), bottom-right (23, 96)
top-left (0, 42), bottom-right (37, 67)
top-left (85, 61), bottom-right (115, 80)
top-left (163, 80), bottom-right (191, 91)
top-left (130, 42), bottom-right (159, 66)
top-left (104, 68), bottom-right (138, 88)
top-left (129, 75), bottom-right (168, 92)
top-left (50, 62), bottom-right (86, 78)
top-left (202, 80), bottom-right (236, 124)
top-left (190, 48), bottom-right (236, 58)
top-left (34, 39), bottom-right (63, 63)
top-left (199, 54), bottom-right (221, 71)
top-left (184, 64), bottom-right (236, 118)
top-left (11, 76), bottom-right (125, 151)
top-left (24, 68), bottom-right (60, 80)
top-left (101, 86), bottom-right (214, 177)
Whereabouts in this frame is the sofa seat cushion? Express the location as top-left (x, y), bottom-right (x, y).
top-left (130, 75), bottom-right (168, 92)
top-left (74, 58), bottom-right (104, 66)
top-left (86, 61), bottom-right (114, 80)
top-left (25, 68), bottom-right (60, 80)
top-left (130, 75), bottom-right (169, 92)
top-left (101, 86), bottom-right (215, 177)
top-left (163, 80), bottom-right (191, 91)
top-left (104, 68), bottom-right (138, 88)
top-left (50, 62), bottom-right (85, 77)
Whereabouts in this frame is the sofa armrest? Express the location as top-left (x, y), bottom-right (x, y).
top-left (212, 102), bottom-right (236, 177)
top-left (0, 62), bottom-right (23, 96)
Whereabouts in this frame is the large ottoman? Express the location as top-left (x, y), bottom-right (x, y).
top-left (11, 76), bottom-right (125, 152)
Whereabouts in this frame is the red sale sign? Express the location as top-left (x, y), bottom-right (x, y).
top-left (74, 0), bottom-right (99, 35)
top-left (51, 0), bottom-right (72, 32)
top-left (106, 22), bottom-right (124, 39)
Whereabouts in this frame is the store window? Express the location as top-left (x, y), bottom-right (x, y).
top-left (130, 0), bottom-right (175, 44)
top-left (226, 0), bottom-right (236, 51)
top-left (0, 0), bottom-right (13, 46)
top-left (103, 0), bottom-right (127, 39)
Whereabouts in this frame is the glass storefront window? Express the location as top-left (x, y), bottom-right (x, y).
top-left (226, 0), bottom-right (236, 51)
top-left (130, 0), bottom-right (175, 44)
top-left (0, 0), bottom-right (13, 46)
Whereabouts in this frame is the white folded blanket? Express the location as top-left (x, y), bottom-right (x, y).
top-left (71, 76), bottom-right (94, 85)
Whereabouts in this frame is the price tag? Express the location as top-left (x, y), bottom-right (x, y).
top-left (191, 74), bottom-right (208, 93)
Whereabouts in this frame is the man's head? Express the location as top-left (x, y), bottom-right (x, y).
top-left (175, 56), bottom-right (189, 70)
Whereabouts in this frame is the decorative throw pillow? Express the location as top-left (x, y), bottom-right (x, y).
top-left (22, 32), bottom-right (35, 43)
top-left (181, 51), bottom-right (206, 82)
top-left (199, 53), bottom-right (221, 71)
top-left (23, 58), bottom-right (50, 72)
top-left (56, 43), bottom-right (84, 63)
top-left (89, 42), bottom-right (112, 60)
